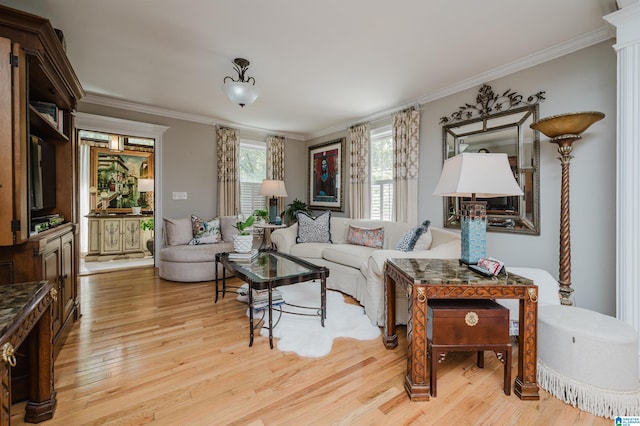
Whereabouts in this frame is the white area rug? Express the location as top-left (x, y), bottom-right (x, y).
top-left (237, 281), bottom-right (380, 357)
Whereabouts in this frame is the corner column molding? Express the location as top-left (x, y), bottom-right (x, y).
top-left (604, 3), bottom-right (640, 372)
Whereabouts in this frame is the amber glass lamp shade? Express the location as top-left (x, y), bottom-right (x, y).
top-left (530, 112), bottom-right (604, 138)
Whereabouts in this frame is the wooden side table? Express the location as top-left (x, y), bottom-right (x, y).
top-left (383, 258), bottom-right (539, 402)
top-left (253, 223), bottom-right (286, 250)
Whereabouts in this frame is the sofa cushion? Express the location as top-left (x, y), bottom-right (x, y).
top-left (413, 227), bottom-right (433, 250)
top-left (397, 220), bottom-right (431, 252)
top-left (190, 215), bottom-right (222, 245)
top-left (296, 211), bottom-right (332, 243)
top-left (323, 244), bottom-right (377, 269)
top-left (289, 242), bottom-right (331, 259)
top-left (164, 217), bottom-right (193, 246)
top-left (347, 225), bottom-right (384, 249)
top-left (160, 241), bottom-right (233, 263)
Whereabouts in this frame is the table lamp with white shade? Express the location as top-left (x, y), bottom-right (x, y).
top-left (433, 153), bottom-right (523, 265)
top-left (138, 178), bottom-right (154, 211)
top-left (258, 179), bottom-right (288, 223)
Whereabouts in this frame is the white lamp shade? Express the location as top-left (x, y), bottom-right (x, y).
top-left (138, 178), bottom-right (154, 192)
top-left (222, 82), bottom-right (258, 107)
top-left (258, 179), bottom-right (288, 197)
top-left (432, 153), bottom-right (523, 198)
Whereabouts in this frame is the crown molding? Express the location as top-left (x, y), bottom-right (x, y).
top-left (79, 94), bottom-right (306, 141)
top-left (307, 26), bottom-right (613, 140)
top-left (80, 26), bottom-right (612, 143)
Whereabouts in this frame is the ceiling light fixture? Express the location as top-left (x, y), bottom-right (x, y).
top-left (222, 58), bottom-right (258, 107)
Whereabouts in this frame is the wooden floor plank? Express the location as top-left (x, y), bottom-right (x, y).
top-left (10, 267), bottom-right (611, 425)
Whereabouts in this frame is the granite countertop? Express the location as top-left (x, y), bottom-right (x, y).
top-left (387, 258), bottom-right (534, 286)
top-left (0, 281), bottom-right (51, 337)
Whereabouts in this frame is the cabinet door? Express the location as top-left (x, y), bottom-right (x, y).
top-left (122, 218), bottom-right (142, 252)
top-left (101, 218), bottom-right (122, 254)
top-left (87, 218), bottom-right (100, 254)
top-left (60, 231), bottom-right (74, 322)
top-left (0, 39), bottom-right (28, 246)
top-left (43, 240), bottom-right (61, 335)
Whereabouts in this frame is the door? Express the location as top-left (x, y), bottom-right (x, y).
top-left (100, 218), bottom-right (122, 255)
top-left (0, 39), bottom-right (27, 245)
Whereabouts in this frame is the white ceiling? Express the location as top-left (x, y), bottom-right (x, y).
top-left (2, 0), bottom-right (618, 140)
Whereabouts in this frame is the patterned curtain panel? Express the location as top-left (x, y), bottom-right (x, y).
top-left (216, 126), bottom-right (240, 216)
top-left (349, 123), bottom-right (370, 219)
top-left (392, 108), bottom-right (420, 224)
top-left (266, 136), bottom-right (285, 180)
top-left (266, 135), bottom-right (285, 214)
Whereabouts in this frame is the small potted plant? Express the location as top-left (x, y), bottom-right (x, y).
top-left (282, 198), bottom-right (312, 225)
top-left (140, 217), bottom-right (154, 254)
top-left (253, 209), bottom-right (268, 224)
top-left (232, 214), bottom-right (255, 253)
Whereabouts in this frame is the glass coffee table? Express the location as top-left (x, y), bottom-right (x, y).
top-left (215, 250), bottom-right (329, 348)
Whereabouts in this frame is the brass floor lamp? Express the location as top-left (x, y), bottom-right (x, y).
top-left (530, 112), bottom-right (604, 305)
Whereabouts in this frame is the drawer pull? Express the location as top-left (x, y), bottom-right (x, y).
top-left (2, 343), bottom-right (16, 367)
top-left (528, 287), bottom-right (538, 303)
top-left (50, 287), bottom-right (58, 302)
top-left (416, 287), bottom-right (426, 303)
top-left (465, 311), bottom-right (479, 327)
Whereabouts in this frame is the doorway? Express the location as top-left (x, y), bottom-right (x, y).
top-left (75, 113), bottom-right (168, 274)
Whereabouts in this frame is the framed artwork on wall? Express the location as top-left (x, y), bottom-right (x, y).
top-left (308, 138), bottom-right (345, 211)
top-left (90, 147), bottom-right (153, 213)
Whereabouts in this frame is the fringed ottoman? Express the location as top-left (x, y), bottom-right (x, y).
top-left (537, 304), bottom-right (640, 418)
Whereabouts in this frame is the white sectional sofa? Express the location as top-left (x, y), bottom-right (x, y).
top-left (270, 216), bottom-right (461, 326)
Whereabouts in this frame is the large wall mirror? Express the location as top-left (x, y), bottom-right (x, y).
top-left (440, 84), bottom-right (545, 235)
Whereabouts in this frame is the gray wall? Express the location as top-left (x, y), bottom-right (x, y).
top-left (80, 40), bottom-right (617, 316)
top-left (308, 41), bottom-right (617, 315)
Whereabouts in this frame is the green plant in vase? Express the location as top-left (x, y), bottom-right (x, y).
top-left (282, 198), bottom-right (311, 225)
top-left (253, 209), bottom-right (268, 223)
top-left (232, 214), bottom-right (255, 253)
top-left (141, 218), bottom-right (154, 255)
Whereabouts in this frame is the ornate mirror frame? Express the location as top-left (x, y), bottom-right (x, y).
top-left (440, 84), bottom-right (545, 235)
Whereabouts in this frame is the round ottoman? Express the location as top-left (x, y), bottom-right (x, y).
top-left (537, 304), bottom-right (640, 418)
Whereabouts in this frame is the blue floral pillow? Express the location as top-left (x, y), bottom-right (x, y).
top-left (296, 211), bottom-right (332, 243)
top-left (396, 220), bottom-right (430, 252)
top-left (189, 215), bottom-right (222, 245)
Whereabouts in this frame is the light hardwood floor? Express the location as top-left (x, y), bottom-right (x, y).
top-left (12, 267), bottom-right (609, 425)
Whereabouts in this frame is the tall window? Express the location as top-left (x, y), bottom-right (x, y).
top-left (239, 139), bottom-right (266, 217)
top-left (370, 124), bottom-right (393, 220)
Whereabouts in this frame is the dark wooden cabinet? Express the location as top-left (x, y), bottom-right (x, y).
top-left (0, 5), bottom-right (84, 358)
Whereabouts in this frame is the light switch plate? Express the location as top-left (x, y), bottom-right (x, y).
top-left (172, 191), bottom-right (188, 200)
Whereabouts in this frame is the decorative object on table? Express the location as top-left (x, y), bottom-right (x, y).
top-left (236, 281), bottom-right (380, 357)
top-left (258, 179), bottom-right (288, 223)
top-left (433, 152), bottom-right (523, 265)
top-left (222, 57), bottom-right (258, 107)
top-left (281, 198), bottom-right (311, 225)
top-left (232, 214), bottom-right (255, 253)
top-left (131, 206), bottom-right (142, 215)
top-left (140, 217), bottom-right (154, 255)
top-left (530, 111), bottom-right (604, 306)
top-left (439, 84), bottom-right (545, 235)
top-left (138, 178), bottom-right (154, 210)
top-left (308, 138), bottom-right (345, 211)
top-left (253, 209), bottom-right (268, 224)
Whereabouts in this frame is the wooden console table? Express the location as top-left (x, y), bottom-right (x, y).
top-left (1, 281), bottom-right (56, 425)
top-left (383, 258), bottom-right (539, 401)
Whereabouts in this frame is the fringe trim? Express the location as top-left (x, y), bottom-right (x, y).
top-left (537, 360), bottom-right (640, 419)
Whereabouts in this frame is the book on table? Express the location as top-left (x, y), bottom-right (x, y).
top-left (228, 249), bottom-right (259, 261)
top-left (252, 287), bottom-right (284, 310)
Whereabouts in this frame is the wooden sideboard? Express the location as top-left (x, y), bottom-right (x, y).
top-left (86, 214), bottom-right (153, 261)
